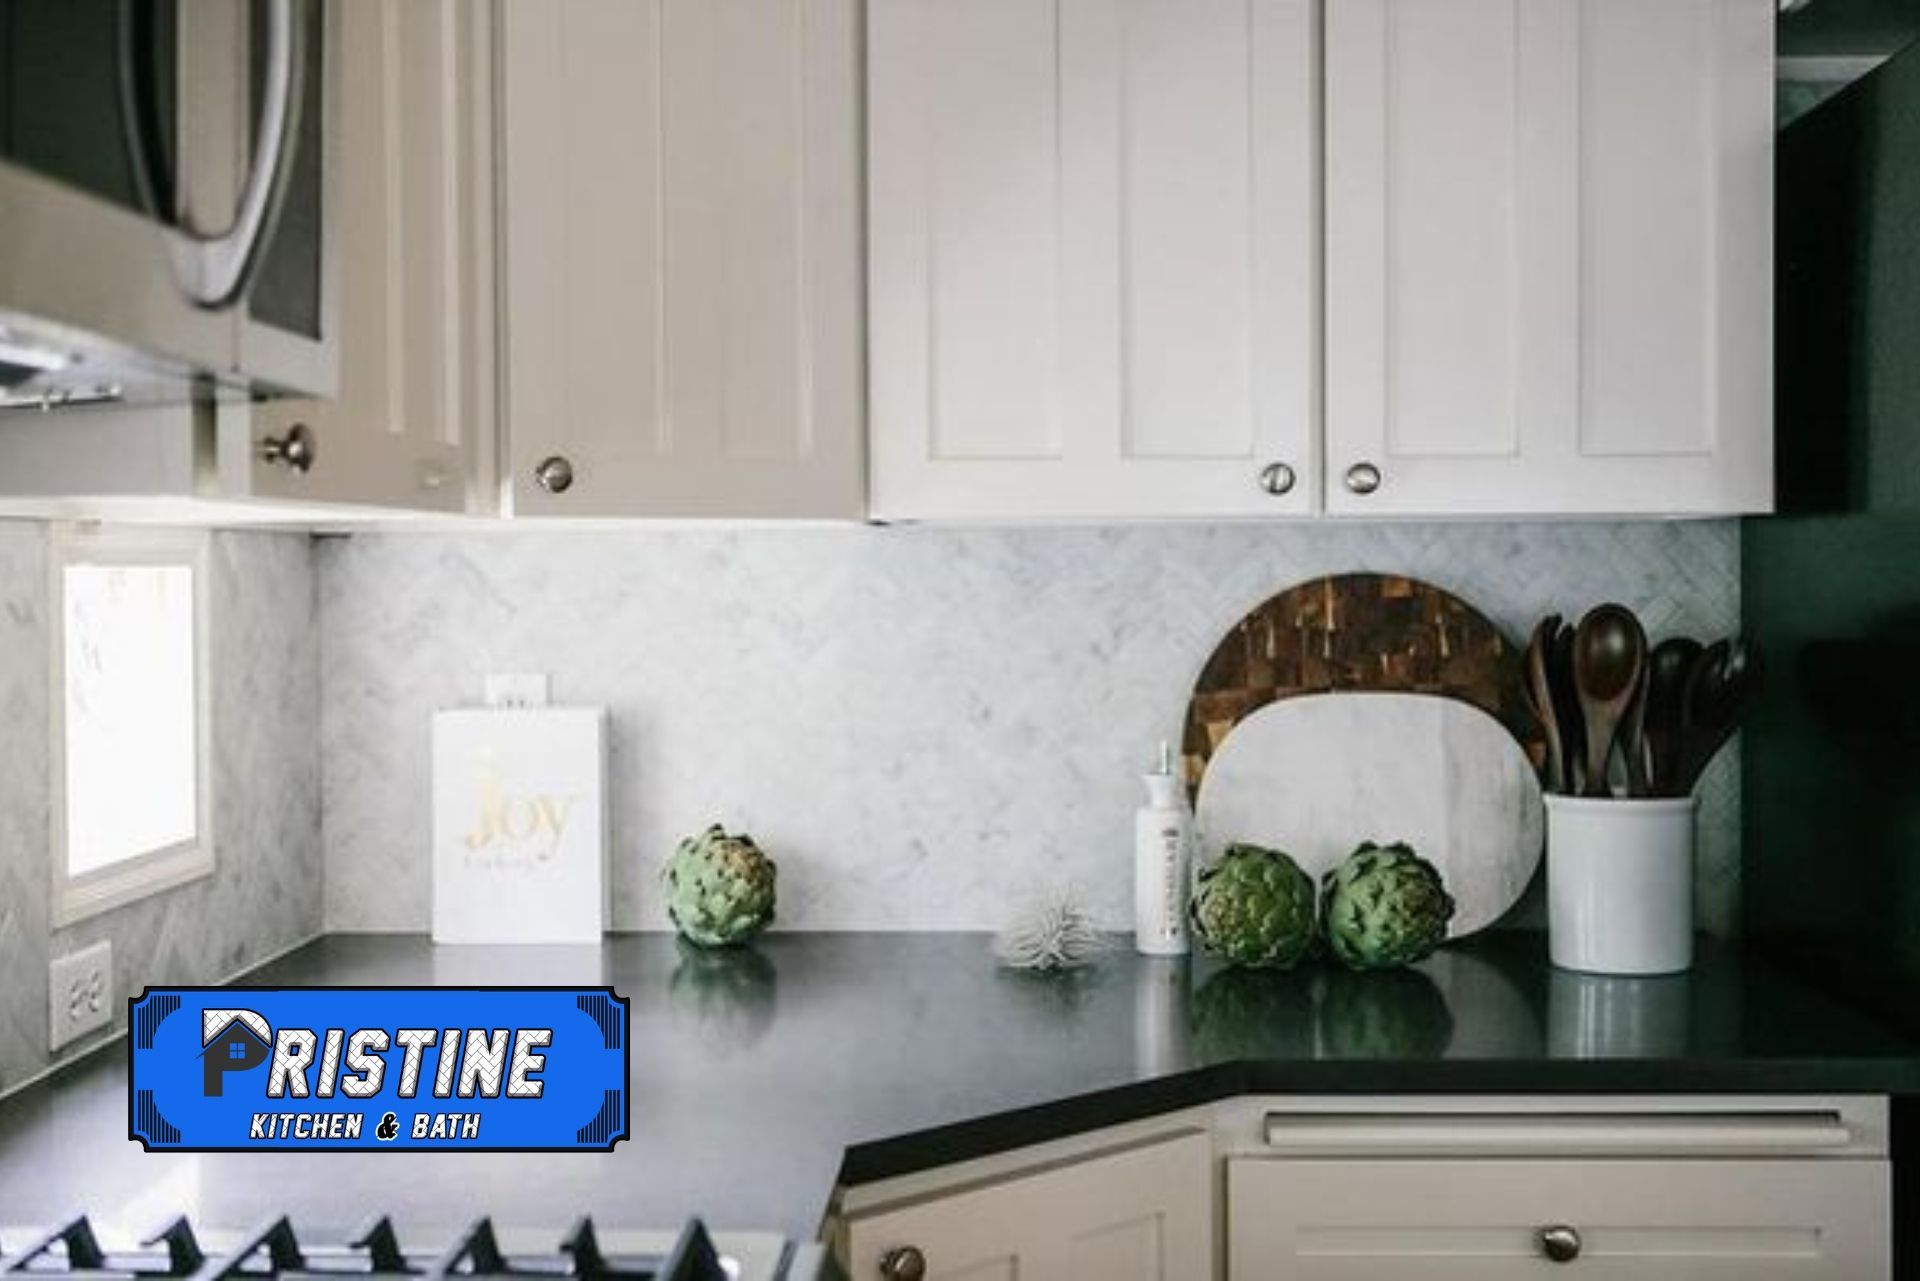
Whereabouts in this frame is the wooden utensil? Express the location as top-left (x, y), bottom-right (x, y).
top-left (1678, 638), bottom-right (1760, 794)
top-left (1523, 615), bottom-right (1567, 793)
top-left (1548, 623), bottom-right (1586, 796)
top-left (1572, 605), bottom-right (1648, 798)
top-left (1617, 660), bottom-right (1652, 797)
top-left (1643, 636), bottom-right (1703, 796)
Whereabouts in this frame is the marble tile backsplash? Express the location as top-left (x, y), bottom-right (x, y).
top-left (0, 522), bottom-right (321, 1096)
top-left (319, 522), bottom-right (1741, 937)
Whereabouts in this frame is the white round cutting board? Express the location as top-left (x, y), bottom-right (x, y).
top-left (1193, 693), bottom-right (1543, 938)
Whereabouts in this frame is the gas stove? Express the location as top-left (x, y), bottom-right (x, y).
top-left (0, 1217), bottom-right (832, 1281)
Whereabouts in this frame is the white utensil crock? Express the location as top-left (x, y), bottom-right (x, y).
top-left (1546, 795), bottom-right (1697, 975)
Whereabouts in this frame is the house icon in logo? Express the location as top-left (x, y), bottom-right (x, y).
top-left (200, 1009), bottom-right (272, 1096)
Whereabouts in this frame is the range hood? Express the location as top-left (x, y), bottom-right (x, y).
top-left (0, 314), bottom-right (216, 415)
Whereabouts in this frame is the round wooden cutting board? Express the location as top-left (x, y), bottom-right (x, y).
top-left (1183, 573), bottom-right (1542, 800)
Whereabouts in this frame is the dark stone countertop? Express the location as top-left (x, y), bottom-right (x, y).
top-left (1, 932), bottom-right (1916, 1242)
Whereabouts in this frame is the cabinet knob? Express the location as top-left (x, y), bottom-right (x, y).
top-left (534, 455), bottom-right (575, 494)
top-left (1538, 1224), bottom-right (1582, 1263)
top-left (878, 1245), bottom-right (926, 1280)
top-left (1344, 461), bottom-right (1382, 495)
top-left (1258, 461), bottom-right (1297, 496)
top-left (257, 423), bottom-right (316, 474)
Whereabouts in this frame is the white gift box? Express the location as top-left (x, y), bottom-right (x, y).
top-left (431, 707), bottom-right (608, 944)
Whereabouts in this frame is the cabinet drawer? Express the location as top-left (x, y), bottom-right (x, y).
top-left (1230, 1158), bottom-right (1889, 1279)
top-left (844, 1131), bottom-right (1213, 1281)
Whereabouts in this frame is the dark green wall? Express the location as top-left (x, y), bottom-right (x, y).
top-left (1746, 42), bottom-right (1920, 989)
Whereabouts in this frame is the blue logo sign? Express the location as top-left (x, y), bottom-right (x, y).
top-left (128, 987), bottom-right (629, 1151)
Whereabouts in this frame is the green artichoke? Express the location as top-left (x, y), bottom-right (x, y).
top-left (1188, 843), bottom-right (1318, 969)
top-left (1320, 841), bottom-right (1454, 970)
top-left (663, 825), bottom-right (777, 947)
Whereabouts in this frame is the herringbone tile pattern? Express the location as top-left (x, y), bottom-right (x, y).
top-left (319, 520), bottom-right (1741, 936)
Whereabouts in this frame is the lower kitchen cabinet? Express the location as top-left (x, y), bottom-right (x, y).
top-left (839, 1130), bottom-right (1213, 1281)
top-left (832, 1098), bottom-right (1894, 1281)
top-left (1230, 1157), bottom-right (1889, 1278)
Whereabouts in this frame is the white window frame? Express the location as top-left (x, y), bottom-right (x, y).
top-left (48, 525), bottom-right (215, 926)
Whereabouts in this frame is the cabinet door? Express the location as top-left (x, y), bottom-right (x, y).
top-left (246, 0), bottom-right (489, 512)
top-left (498, 0), bottom-right (864, 518)
top-left (1324, 0), bottom-right (1773, 516)
top-left (868, 0), bottom-right (1318, 519)
top-left (844, 1132), bottom-right (1213, 1281)
top-left (1230, 1158), bottom-right (1889, 1279)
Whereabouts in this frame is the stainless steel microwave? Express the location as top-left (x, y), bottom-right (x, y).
top-left (0, 0), bottom-right (337, 412)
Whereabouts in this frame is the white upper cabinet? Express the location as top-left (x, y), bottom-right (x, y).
top-left (868, 0), bottom-right (1320, 520)
top-left (249, 0), bottom-right (492, 513)
top-left (497, 0), bottom-right (865, 518)
top-left (1324, 0), bottom-right (1774, 516)
top-left (0, 0), bottom-right (492, 521)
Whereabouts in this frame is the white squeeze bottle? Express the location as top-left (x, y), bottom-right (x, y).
top-left (1134, 741), bottom-right (1192, 956)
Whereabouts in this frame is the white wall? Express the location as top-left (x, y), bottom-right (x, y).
top-left (318, 521), bottom-right (1741, 936)
top-left (0, 521), bottom-right (322, 1095)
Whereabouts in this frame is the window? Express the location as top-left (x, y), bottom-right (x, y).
top-left (49, 527), bottom-right (213, 924)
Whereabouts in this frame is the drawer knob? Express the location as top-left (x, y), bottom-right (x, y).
top-left (534, 455), bottom-right (575, 494)
top-left (1538, 1224), bottom-right (1582, 1263)
top-left (1344, 461), bottom-right (1382, 495)
top-left (1258, 461), bottom-right (1297, 496)
top-left (878, 1245), bottom-right (926, 1280)
top-left (258, 423), bottom-right (316, 473)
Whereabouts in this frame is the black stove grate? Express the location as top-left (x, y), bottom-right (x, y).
top-left (0, 1216), bottom-right (732, 1281)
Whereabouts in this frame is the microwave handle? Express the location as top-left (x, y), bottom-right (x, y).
top-left (118, 0), bottom-right (306, 310)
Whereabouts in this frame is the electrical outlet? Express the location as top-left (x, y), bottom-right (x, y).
top-left (48, 940), bottom-right (113, 1051)
top-left (484, 673), bottom-right (551, 708)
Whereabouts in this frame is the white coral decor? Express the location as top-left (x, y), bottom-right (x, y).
top-left (994, 890), bottom-right (1106, 971)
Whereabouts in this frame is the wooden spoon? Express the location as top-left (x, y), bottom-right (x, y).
top-left (1572, 605), bottom-right (1648, 798)
top-left (1548, 623), bottom-right (1586, 796)
top-left (1523, 615), bottom-right (1567, 793)
top-left (1678, 639), bottom-right (1760, 794)
top-left (1617, 661), bottom-right (1652, 797)
top-left (1643, 637), bottom-right (1703, 797)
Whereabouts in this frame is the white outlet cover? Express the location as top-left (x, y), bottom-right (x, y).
top-left (49, 939), bottom-right (113, 1051)
top-left (484, 673), bottom-right (551, 709)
